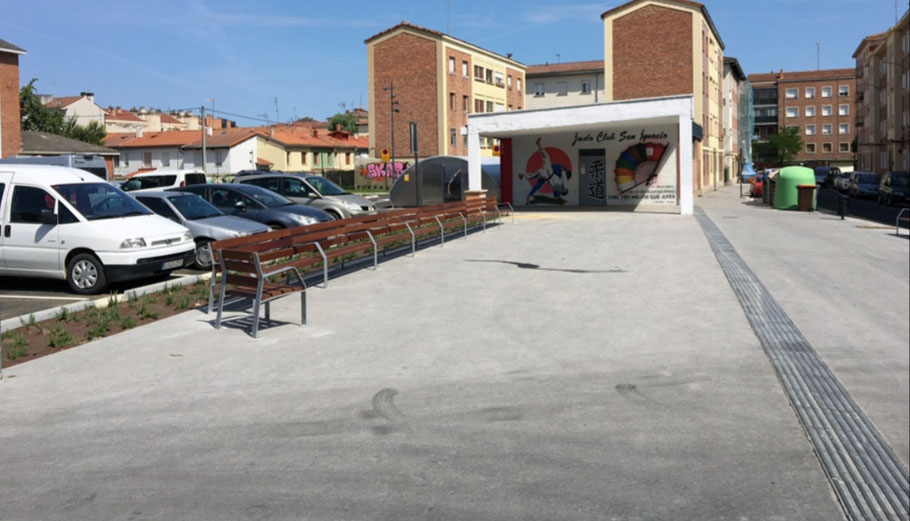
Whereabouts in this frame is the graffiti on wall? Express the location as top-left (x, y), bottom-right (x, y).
top-left (364, 161), bottom-right (407, 180)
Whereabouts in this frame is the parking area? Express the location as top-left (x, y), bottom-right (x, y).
top-left (2, 187), bottom-right (906, 519)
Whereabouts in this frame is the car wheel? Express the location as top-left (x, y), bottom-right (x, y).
top-left (268, 223), bottom-right (284, 231)
top-left (67, 253), bottom-right (108, 295)
top-left (325, 210), bottom-right (341, 221)
top-left (194, 239), bottom-right (213, 269)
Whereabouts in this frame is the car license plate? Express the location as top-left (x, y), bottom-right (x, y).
top-left (161, 259), bottom-right (184, 270)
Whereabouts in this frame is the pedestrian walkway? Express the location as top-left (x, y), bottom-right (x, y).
top-left (0, 188), bottom-right (906, 520)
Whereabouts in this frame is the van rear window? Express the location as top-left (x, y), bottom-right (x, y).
top-left (122, 175), bottom-right (177, 191)
top-left (185, 174), bottom-right (207, 185)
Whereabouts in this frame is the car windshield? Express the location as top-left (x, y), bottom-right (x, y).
top-left (242, 186), bottom-right (294, 208)
top-left (168, 194), bottom-right (222, 220)
top-left (53, 183), bottom-right (152, 220)
top-left (306, 176), bottom-right (347, 196)
top-left (857, 174), bottom-right (877, 184)
top-left (889, 175), bottom-right (909, 188)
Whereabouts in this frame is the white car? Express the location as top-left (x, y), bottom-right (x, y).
top-left (121, 169), bottom-right (208, 193)
top-left (0, 165), bottom-right (196, 294)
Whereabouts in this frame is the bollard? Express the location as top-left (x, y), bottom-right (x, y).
top-left (837, 194), bottom-right (848, 219)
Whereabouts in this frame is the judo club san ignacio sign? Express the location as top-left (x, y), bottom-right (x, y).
top-left (514, 124), bottom-right (678, 207)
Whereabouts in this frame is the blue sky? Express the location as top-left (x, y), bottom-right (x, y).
top-left (0, 0), bottom-right (903, 126)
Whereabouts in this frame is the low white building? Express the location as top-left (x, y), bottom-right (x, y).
top-left (42, 92), bottom-right (105, 127)
top-left (467, 95), bottom-right (695, 215)
top-left (525, 60), bottom-right (606, 110)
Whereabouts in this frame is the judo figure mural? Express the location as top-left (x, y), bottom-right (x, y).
top-left (519, 138), bottom-right (573, 205)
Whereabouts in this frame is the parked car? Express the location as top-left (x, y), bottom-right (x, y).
top-left (0, 154), bottom-right (110, 180)
top-left (132, 191), bottom-right (270, 268)
top-left (877, 171), bottom-right (909, 206)
top-left (233, 172), bottom-right (375, 220)
top-left (814, 166), bottom-right (841, 187)
top-left (173, 183), bottom-right (332, 230)
top-left (0, 165), bottom-right (195, 294)
top-left (848, 171), bottom-right (880, 199)
top-left (121, 169), bottom-right (208, 193)
top-left (832, 172), bottom-right (853, 192)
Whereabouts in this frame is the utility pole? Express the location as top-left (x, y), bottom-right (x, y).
top-left (273, 97), bottom-right (279, 123)
top-left (200, 105), bottom-right (207, 174)
top-left (383, 82), bottom-right (401, 187)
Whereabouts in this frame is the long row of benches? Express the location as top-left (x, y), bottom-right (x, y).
top-left (208, 199), bottom-right (513, 337)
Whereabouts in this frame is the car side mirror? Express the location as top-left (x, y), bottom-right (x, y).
top-left (235, 200), bottom-right (247, 211)
top-left (308, 192), bottom-right (319, 199)
top-left (40, 208), bottom-right (58, 225)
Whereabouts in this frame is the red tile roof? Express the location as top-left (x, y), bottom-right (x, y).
top-left (527, 60), bottom-right (603, 76)
top-left (747, 68), bottom-right (856, 84)
top-left (159, 113), bottom-right (184, 125)
top-left (852, 32), bottom-right (886, 58)
top-left (105, 108), bottom-right (146, 123)
top-left (44, 96), bottom-right (83, 109)
top-left (256, 157), bottom-right (273, 166)
top-left (105, 126), bottom-right (367, 152)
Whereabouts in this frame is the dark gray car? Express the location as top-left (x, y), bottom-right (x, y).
top-left (133, 191), bottom-right (270, 268)
top-left (174, 184), bottom-right (333, 231)
top-left (233, 173), bottom-right (375, 220)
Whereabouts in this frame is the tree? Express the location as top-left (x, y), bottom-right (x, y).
top-left (327, 112), bottom-right (359, 134)
top-left (19, 78), bottom-right (107, 145)
top-left (767, 126), bottom-right (803, 166)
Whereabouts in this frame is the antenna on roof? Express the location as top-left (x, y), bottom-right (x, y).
top-left (446, 0), bottom-right (451, 34)
top-left (556, 53), bottom-right (561, 64)
top-left (816, 42), bottom-right (820, 70)
top-left (272, 96), bottom-right (279, 123)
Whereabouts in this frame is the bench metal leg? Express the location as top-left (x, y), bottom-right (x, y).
top-left (215, 262), bottom-right (228, 329)
top-left (365, 230), bottom-right (378, 270)
top-left (301, 290), bottom-right (307, 327)
top-left (314, 242), bottom-right (328, 288)
top-left (458, 211), bottom-right (468, 238)
top-left (404, 222), bottom-right (416, 257)
top-left (265, 301), bottom-right (270, 323)
top-left (434, 216), bottom-right (445, 246)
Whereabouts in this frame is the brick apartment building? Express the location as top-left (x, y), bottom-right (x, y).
top-left (601, 0), bottom-right (726, 194)
top-left (365, 22), bottom-right (526, 160)
top-left (525, 60), bottom-right (606, 110)
top-left (0, 38), bottom-right (26, 158)
top-left (748, 68), bottom-right (857, 171)
top-left (854, 10), bottom-right (909, 174)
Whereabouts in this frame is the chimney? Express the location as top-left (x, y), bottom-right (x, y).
top-left (80, 91), bottom-right (95, 104)
top-left (312, 129), bottom-right (318, 137)
top-left (269, 126), bottom-right (275, 139)
top-left (136, 128), bottom-right (143, 138)
top-left (507, 53), bottom-right (512, 59)
top-left (139, 106), bottom-right (147, 114)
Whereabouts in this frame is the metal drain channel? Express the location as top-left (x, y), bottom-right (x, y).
top-left (694, 208), bottom-right (909, 521)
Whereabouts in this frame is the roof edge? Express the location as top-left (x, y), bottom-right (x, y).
top-left (601, 0), bottom-right (725, 50)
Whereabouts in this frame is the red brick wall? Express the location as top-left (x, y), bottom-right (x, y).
top-left (778, 76), bottom-right (856, 163)
top-left (612, 5), bottom-right (692, 100)
top-left (506, 67), bottom-right (524, 110)
top-left (0, 53), bottom-right (22, 158)
top-left (444, 46), bottom-right (472, 156)
top-left (372, 33), bottom-right (439, 159)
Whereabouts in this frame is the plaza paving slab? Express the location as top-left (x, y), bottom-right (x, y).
top-left (4, 191), bottom-right (903, 520)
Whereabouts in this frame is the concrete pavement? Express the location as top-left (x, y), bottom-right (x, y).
top-left (1, 188), bottom-right (905, 520)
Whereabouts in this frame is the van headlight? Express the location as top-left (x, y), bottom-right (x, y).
top-left (343, 200), bottom-right (361, 211)
top-left (120, 238), bottom-right (147, 249)
top-left (183, 231), bottom-right (193, 242)
top-left (232, 231), bottom-right (251, 238)
top-left (294, 214), bottom-right (317, 225)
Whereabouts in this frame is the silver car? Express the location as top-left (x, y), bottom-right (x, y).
top-left (233, 172), bottom-right (375, 220)
top-left (133, 191), bottom-right (269, 268)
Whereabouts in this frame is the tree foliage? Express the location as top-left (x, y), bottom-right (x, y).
top-left (767, 126), bottom-right (803, 166)
top-left (19, 79), bottom-right (107, 146)
top-left (327, 112), bottom-right (359, 134)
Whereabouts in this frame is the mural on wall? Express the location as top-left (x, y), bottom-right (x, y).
top-left (512, 125), bottom-right (677, 207)
top-left (518, 138), bottom-right (573, 205)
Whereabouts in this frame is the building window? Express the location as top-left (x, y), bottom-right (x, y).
top-left (785, 106), bottom-right (799, 118)
top-left (806, 143), bottom-right (816, 153)
top-left (534, 82), bottom-right (545, 97)
top-left (450, 128), bottom-right (456, 147)
top-left (839, 142), bottom-right (849, 153)
top-left (822, 124), bottom-right (833, 135)
top-left (581, 81), bottom-right (592, 94)
top-left (838, 85), bottom-right (849, 97)
top-left (822, 143), bottom-right (833, 153)
top-left (508, 75), bottom-right (512, 89)
top-left (821, 105), bottom-right (832, 116)
top-left (839, 123), bottom-right (849, 134)
top-left (838, 104), bottom-right (849, 116)
top-left (448, 56), bottom-right (455, 75)
top-left (474, 99), bottom-right (484, 113)
top-left (449, 92), bottom-right (455, 111)
top-left (821, 86), bottom-right (832, 98)
top-left (785, 88), bottom-right (798, 99)
top-left (805, 87), bottom-right (816, 98)
top-left (345, 152), bottom-right (352, 164)
top-left (495, 103), bottom-right (504, 112)
top-left (485, 69), bottom-right (493, 84)
top-left (557, 81), bottom-right (568, 96)
top-left (517, 78), bottom-right (522, 92)
top-left (462, 60), bottom-right (468, 77)
top-left (301, 152), bottom-right (306, 163)
top-left (486, 101), bottom-right (493, 112)
top-left (805, 105), bottom-right (816, 117)
top-left (160, 151), bottom-right (170, 167)
top-left (142, 152), bottom-right (152, 167)
top-left (463, 95), bottom-right (469, 112)
top-left (806, 124), bottom-right (816, 136)
top-left (474, 65), bottom-right (483, 80)
top-left (494, 72), bottom-right (504, 87)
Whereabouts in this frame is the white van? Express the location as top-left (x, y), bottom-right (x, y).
top-left (121, 169), bottom-right (208, 193)
top-left (0, 165), bottom-right (196, 294)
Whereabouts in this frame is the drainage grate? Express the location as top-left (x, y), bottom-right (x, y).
top-left (694, 207), bottom-right (910, 521)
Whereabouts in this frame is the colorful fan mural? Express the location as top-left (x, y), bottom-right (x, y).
top-left (614, 142), bottom-right (669, 193)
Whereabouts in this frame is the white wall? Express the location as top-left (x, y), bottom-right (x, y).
top-left (64, 98), bottom-right (105, 127)
top-left (226, 137), bottom-right (257, 173)
top-left (114, 147), bottom-right (187, 175)
top-left (526, 72), bottom-right (605, 110)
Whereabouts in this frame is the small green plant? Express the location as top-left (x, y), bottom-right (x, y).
top-left (19, 314), bottom-right (38, 330)
top-left (126, 291), bottom-right (140, 308)
top-left (165, 292), bottom-right (176, 306)
top-left (55, 307), bottom-right (71, 322)
top-left (119, 314), bottom-right (137, 330)
top-left (194, 276), bottom-right (205, 287)
top-left (176, 294), bottom-right (191, 310)
top-left (106, 291), bottom-right (120, 308)
top-left (104, 305), bottom-right (120, 322)
top-left (137, 302), bottom-right (158, 320)
top-left (4, 332), bottom-right (29, 360)
top-left (86, 315), bottom-right (111, 340)
top-left (48, 325), bottom-right (75, 348)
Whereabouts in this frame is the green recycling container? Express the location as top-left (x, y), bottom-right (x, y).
top-left (774, 166), bottom-right (816, 210)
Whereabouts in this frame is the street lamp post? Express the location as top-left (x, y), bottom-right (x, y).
top-left (382, 82), bottom-right (400, 188)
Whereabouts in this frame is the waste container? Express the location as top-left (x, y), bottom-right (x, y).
top-left (774, 166), bottom-right (815, 210)
top-left (796, 184), bottom-right (817, 211)
top-left (762, 172), bottom-right (771, 204)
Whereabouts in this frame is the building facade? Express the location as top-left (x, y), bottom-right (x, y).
top-left (748, 69), bottom-right (857, 171)
top-left (0, 38), bottom-right (26, 158)
top-left (601, 0), bottom-right (725, 195)
top-left (525, 60), bottom-right (606, 110)
top-left (366, 22), bottom-right (526, 160)
top-left (42, 92), bottom-right (105, 127)
top-left (722, 57), bottom-right (747, 181)
top-left (854, 10), bottom-right (909, 174)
